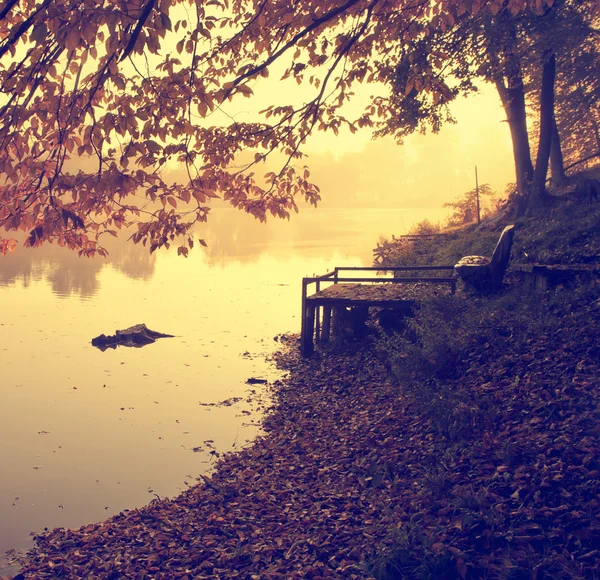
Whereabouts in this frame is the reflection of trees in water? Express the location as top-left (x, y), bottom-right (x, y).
top-left (45, 256), bottom-right (102, 298)
top-left (199, 209), bottom-right (325, 267)
top-left (1, 207), bottom-right (442, 292)
top-left (0, 241), bottom-right (103, 298)
top-left (0, 252), bottom-right (47, 290)
top-left (0, 232), bottom-right (156, 298)
top-left (105, 236), bottom-right (156, 281)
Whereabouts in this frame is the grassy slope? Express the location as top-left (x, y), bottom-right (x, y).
top-left (376, 192), bottom-right (600, 270)
top-left (369, 192), bottom-right (600, 579)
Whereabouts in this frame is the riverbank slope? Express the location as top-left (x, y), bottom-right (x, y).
top-left (10, 192), bottom-right (600, 579)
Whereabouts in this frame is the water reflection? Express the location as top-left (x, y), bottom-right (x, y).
top-left (200, 207), bottom-right (404, 267)
top-left (0, 233), bottom-right (156, 298)
top-left (1, 207), bottom-right (446, 295)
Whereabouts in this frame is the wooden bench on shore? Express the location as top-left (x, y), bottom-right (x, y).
top-left (301, 266), bottom-right (456, 356)
top-left (513, 263), bottom-right (600, 291)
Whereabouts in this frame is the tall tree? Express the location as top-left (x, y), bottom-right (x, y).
top-left (0, 0), bottom-right (563, 255)
top-left (526, 2), bottom-right (600, 188)
top-left (444, 183), bottom-right (495, 227)
top-left (546, 17), bottom-right (600, 179)
top-left (380, 0), bottom-right (598, 213)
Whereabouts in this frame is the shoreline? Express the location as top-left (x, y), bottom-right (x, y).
top-left (9, 279), bottom-right (600, 579)
top-left (10, 336), bottom-right (403, 579)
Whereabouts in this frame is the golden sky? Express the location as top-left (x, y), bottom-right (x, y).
top-left (177, 69), bottom-right (516, 211)
top-left (298, 84), bottom-right (515, 209)
top-left (59, 24), bottom-right (517, 216)
top-left (56, 10), bottom-right (517, 215)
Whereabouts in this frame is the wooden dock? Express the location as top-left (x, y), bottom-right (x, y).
top-left (301, 266), bottom-right (457, 356)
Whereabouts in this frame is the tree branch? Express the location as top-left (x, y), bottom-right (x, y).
top-left (0, 0), bottom-right (52, 60)
top-left (120, 0), bottom-right (156, 62)
top-left (224, 0), bottom-right (374, 97)
top-left (0, 0), bottom-right (19, 23)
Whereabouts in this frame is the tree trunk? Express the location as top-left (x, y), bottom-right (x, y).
top-left (550, 114), bottom-right (567, 188)
top-left (531, 52), bottom-right (556, 206)
top-left (591, 111), bottom-right (600, 153)
top-left (489, 21), bottom-right (533, 215)
top-left (495, 78), bottom-right (534, 200)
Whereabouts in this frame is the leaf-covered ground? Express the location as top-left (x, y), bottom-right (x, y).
top-left (11, 282), bottom-right (600, 579)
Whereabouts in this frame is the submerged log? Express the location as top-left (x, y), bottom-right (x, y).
top-left (91, 324), bottom-right (174, 351)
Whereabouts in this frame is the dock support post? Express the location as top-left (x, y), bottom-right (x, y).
top-left (322, 307), bottom-right (332, 342)
top-left (302, 305), bottom-right (315, 356)
top-left (300, 278), bottom-right (316, 356)
top-left (314, 281), bottom-right (321, 344)
top-left (300, 278), bottom-right (307, 356)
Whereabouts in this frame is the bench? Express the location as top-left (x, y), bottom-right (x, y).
top-left (513, 263), bottom-right (600, 291)
top-left (454, 225), bottom-right (515, 293)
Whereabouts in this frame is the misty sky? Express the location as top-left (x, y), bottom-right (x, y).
top-left (166, 82), bottom-right (515, 212)
top-left (298, 84), bottom-right (515, 209)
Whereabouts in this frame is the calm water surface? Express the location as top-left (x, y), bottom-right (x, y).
top-left (0, 207), bottom-right (447, 565)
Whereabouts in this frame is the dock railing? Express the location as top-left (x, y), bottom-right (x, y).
top-left (301, 265), bottom-right (456, 355)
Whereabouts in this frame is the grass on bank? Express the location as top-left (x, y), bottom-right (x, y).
top-left (367, 187), bottom-right (600, 579)
top-left (376, 178), bottom-right (600, 270)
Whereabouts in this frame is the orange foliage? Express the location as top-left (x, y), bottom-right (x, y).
top-left (0, 0), bottom-right (554, 255)
top-left (0, 237), bottom-right (17, 255)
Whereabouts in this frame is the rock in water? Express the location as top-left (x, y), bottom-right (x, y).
top-left (91, 324), bottom-right (174, 350)
top-left (246, 377), bottom-right (268, 385)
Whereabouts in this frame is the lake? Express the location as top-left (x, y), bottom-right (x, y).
top-left (0, 206), bottom-right (448, 568)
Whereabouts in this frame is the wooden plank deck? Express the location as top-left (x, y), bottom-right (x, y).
top-left (301, 266), bottom-right (457, 356)
top-left (307, 282), bottom-right (453, 308)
